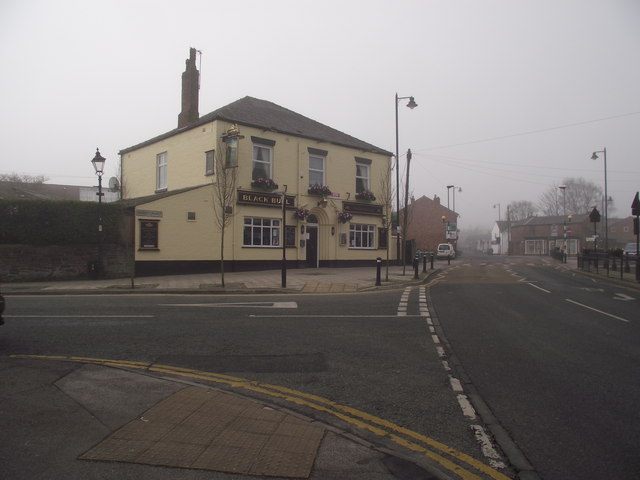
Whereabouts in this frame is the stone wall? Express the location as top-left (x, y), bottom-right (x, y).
top-left (0, 244), bottom-right (132, 282)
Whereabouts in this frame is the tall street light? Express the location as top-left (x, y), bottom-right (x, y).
top-left (279, 185), bottom-right (288, 288)
top-left (447, 185), bottom-right (461, 212)
top-left (395, 93), bottom-right (417, 263)
top-left (559, 184), bottom-right (567, 256)
top-left (91, 148), bottom-right (106, 278)
top-left (591, 149), bottom-right (608, 251)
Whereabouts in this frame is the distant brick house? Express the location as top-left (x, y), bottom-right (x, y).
top-left (508, 214), bottom-right (590, 255)
top-left (402, 195), bottom-right (458, 254)
top-left (609, 217), bottom-right (637, 246)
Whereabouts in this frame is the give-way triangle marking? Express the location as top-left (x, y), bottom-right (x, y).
top-left (613, 293), bottom-right (634, 302)
top-left (160, 302), bottom-right (298, 309)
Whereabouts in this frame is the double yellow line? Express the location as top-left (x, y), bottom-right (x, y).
top-left (11, 354), bottom-right (511, 480)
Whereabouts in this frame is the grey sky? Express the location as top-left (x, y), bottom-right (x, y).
top-left (1, 0), bottom-right (638, 229)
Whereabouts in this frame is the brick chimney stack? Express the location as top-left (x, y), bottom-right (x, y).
top-left (178, 48), bottom-right (199, 128)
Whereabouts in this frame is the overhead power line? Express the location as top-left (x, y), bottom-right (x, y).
top-left (417, 111), bottom-right (640, 152)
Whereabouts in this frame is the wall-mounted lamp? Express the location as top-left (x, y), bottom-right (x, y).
top-left (317, 197), bottom-right (328, 208)
top-left (346, 192), bottom-right (351, 200)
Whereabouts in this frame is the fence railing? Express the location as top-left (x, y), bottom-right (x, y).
top-left (577, 252), bottom-right (640, 282)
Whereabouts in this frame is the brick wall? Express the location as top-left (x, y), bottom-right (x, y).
top-left (0, 244), bottom-right (132, 282)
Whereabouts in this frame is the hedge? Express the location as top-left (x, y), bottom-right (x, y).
top-left (0, 199), bottom-right (125, 245)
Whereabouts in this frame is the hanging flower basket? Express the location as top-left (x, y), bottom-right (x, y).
top-left (355, 190), bottom-right (376, 201)
top-left (251, 177), bottom-right (279, 191)
top-left (294, 208), bottom-right (310, 220)
top-left (338, 211), bottom-right (353, 224)
top-left (308, 184), bottom-right (332, 196)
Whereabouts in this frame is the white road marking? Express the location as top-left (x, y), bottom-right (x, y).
top-left (471, 425), bottom-right (507, 469)
top-left (565, 299), bottom-right (630, 323)
top-left (613, 293), bottom-right (634, 301)
top-left (527, 282), bottom-right (551, 294)
top-left (457, 394), bottom-right (477, 419)
top-left (449, 376), bottom-right (464, 392)
top-left (161, 302), bottom-right (298, 308)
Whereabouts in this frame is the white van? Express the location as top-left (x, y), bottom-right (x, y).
top-left (436, 243), bottom-right (455, 259)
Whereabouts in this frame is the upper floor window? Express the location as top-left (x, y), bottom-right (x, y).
top-left (156, 152), bottom-right (167, 191)
top-left (205, 150), bottom-right (214, 175)
top-left (356, 161), bottom-right (370, 193)
top-left (252, 137), bottom-right (276, 180)
top-left (309, 154), bottom-right (325, 186)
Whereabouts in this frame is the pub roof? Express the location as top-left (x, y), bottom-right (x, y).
top-left (120, 96), bottom-right (392, 157)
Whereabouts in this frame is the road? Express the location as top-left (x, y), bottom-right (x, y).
top-left (1, 286), bottom-right (508, 479)
top-left (429, 253), bottom-right (640, 480)
top-left (3, 255), bottom-right (638, 479)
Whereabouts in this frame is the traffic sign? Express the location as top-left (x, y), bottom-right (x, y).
top-left (632, 192), bottom-right (640, 216)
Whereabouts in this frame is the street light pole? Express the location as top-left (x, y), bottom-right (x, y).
top-left (91, 148), bottom-right (106, 278)
top-left (280, 185), bottom-right (288, 288)
top-left (402, 149), bottom-right (412, 274)
top-left (395, 93), bottom-right (417, 264)
top-left (591, 149), bottom-right (608, 251)
top-left (448, 185), bottom-right (461, 212)
top-left (559, 185), bottom-right (567, 257)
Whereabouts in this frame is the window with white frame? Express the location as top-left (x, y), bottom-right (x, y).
top-left (309, 154), bottom-right (325, 187)
top-left (525, 239), bottom-right (545, 255)
top-left (349, 223), bottom-right (375, 249)
top-left (243, 217), bottom-right (281, 247)
top-left (252, 144), bottom-right (272, 180)
top-left (156, 152), bottom-right (167, 191)
top-left (356, 162), bottom-right (370, 193)
top-left (205, 150), bottom-right (214, 175)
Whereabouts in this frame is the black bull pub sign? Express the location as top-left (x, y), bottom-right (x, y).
top-left (237, 190), bottom-right (296, 208)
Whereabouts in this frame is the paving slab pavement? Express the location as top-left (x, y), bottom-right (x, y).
top-left (0, 264), bottom-right (440, 295)
top-left (0, 357), bottom-right (448, 480)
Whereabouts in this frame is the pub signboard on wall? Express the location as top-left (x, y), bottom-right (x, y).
top-left (343, 201), bottom-right (383, 216)
top-left (237, 190), bottom-right (295, 208)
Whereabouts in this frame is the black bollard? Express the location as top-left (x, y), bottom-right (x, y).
top-left (375, 257), bottom-right (382, 286)
top-left (430, 253), bottom-right (434, 270)
top-left (414, 258), bottom-right (419, 279)
top-left (422, 254), bottom-right (427, 273)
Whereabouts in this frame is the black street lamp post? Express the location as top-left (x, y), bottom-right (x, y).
top-left (91, 148), bottom-right (106, 278)
top-left (395, 93), bottom-right (417, 263)
top-left (591, 149), bottom-right (608, 251)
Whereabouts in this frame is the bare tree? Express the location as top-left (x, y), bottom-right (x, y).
top-left (211, 131), bottom-right (239, 287)
top-left (538, 178), bottom-right (602, 216)
top-left (378, 157), bottom-right (394, 281)
top-left (0, 173), bottom-right (48, 183)
top-left (508, 200), bottom-right (537, 221)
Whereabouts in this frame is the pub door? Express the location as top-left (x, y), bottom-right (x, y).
top-left (306, 224), bottom-right (318, 268)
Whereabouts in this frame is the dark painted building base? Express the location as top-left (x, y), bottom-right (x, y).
top-left (134, 258), bottom-right (382, 277)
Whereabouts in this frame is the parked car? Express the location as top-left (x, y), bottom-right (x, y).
top-left (623, 242), bottom-right (639, 257)
top-left (436, 243), bottom-right (456, 259)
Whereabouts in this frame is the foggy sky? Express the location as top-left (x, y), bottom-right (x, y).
top-left (1, 0), bottom-right (638, 229)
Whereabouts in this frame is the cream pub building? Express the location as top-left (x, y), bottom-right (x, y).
top-left (120, 49), bottom-right (394, 275)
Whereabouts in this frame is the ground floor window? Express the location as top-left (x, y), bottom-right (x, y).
top-left (525, 239), bottom-right (546, 255)
top-left (349, 224), bottom-right (375, 249)
top-left (243, 217), bottom-right (280, 247)
top-left (548, 238), bottom-right (580, 256)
